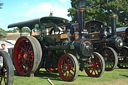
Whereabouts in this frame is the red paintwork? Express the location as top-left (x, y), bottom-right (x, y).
top-left (46, 68), bottom-right (57, 72)
top-left (85, 54), bottom-right (102, 77)
top-left (13, 38), bottom-right (34, 76)
top-left (58, 55), bottom-right (75, 81)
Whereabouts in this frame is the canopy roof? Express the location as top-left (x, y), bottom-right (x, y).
top-left (116, 27), bottom-right (128, 32)
top-left (85, 20), bottom-right (104, 26)
top-left (8, 16), bottom-right (69, 29)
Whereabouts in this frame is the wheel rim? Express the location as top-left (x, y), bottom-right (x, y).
top-left (13, 37), bottom-right (34, 75)
top-left (58, 55), bottom-right (77, 81)
top-left (85, 52), bottom-right (104, 77)
top-left (100, 47), bottom-right (117, 71)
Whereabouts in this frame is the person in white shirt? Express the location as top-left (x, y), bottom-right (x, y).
top-left (1, 44), bottom-right (8, 53)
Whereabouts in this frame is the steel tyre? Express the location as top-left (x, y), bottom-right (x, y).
top-left (99, 47), bottom-right (118, 71)
top-left (85, 52), bottom-right (105, 77)
top-left (13, 36), bottom-right (40, 76)
top-left (28, 36), bottom-right (42, 74)
top-left (58, 53), bottom-right (79, 81)
top-left (0, 51), bottom-right (14, 85)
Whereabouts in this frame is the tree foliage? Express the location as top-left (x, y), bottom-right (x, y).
top-left (0, 1), bottom-right (3, 9)
top-left (0, 28), bottom-right (7, 39)
top-left (68, 0), bottom-right (128, 27)
top-left (7, 27), bottom-right (31, 33)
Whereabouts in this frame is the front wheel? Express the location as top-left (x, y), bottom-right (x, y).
top-left (58, 53), bottom-right (79, 81)
top-left (85, 52), bottom-right (105, 77)
top-left (99, 47), bottom-right (118, 71)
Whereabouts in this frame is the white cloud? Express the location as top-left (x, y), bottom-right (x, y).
top-left (60, 0), bottom-right (68, 2)
top-left (23, 3), bottom-right (71, 20)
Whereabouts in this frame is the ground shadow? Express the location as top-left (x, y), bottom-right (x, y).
top-left (14, 69), bottom-right (62, 81)
top-left (78, 74), bottom-right (88, 77)
top-left (120, 74), bottom-right (128, 77)
top-left (14, 69), bottom-right (93, 81)
top-left (35, 70), bottom-right (62, 81)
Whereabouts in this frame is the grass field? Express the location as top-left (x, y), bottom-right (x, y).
top-left (13, 67), bottom-right (128, 85)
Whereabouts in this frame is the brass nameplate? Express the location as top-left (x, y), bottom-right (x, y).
top-left (60, 34), bottom-right (68, 39)
top-left (89, 32), bottom-right (99, 34)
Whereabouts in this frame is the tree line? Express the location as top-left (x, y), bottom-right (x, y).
top-left (1, 0), bottom-right (128, 39)
top-left (68, 0), bottom-right (128, 27)
top-left (0, 27), bottom-right (31, 39)
top-left (0, 1), bottom-right (31, 39)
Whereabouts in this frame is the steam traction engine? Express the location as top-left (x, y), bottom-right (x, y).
top-left (83, 14), bottom-right (125, 70)
top-left (117, 27), bottom-right (128, 46)
top-left (116, 26), bottom-right (128, 68)
top-left (8, 8), bottom-right (105, 81)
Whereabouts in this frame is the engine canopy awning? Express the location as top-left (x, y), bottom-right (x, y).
top-left (8, 16), bottom-right (69, 29)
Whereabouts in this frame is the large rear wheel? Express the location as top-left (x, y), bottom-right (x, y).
top-left (13, 36), bottom-right (41, 76)
top-left (99, 47), bottom-right (118, 71)
top-left (29, 36), bottom-right (42, 74)
top-left (85, 52), bottom-right (105, 77)
top-left (0, 51), bottom-right (14, 85)
top-left (58, 53), bottom-right (79, 81)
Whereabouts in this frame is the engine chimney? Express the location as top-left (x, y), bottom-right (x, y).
top-left (76, 8), bottom-right (85, 38)
top-left (110, 14), bottom-right (117, 37)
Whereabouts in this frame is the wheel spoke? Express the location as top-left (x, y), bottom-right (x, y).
top-left (66, 57), bottom-right (69, 64)
top-left (69, 71), bottom-right (73, 77)
top-left (21, 41), bottom-right (27, 50)
top-left (26, 42), bottom-right (30, 51)
top-left (63, 69), bottom-right (67, 74)
top-left (94, 69), bottom-right (97, 75)
top-left (71, 68), bottom-right (75, 72)
top-left (91, 68), bottom-right (94, 74)
top-left (19, 63), bottom-right (24, 68)
top-left (27, 46), bottom-right (32, 54)
top-left (18, 46), bottom-right (26, 52)
top-left (58, 54), bottom-right (78, 81)
top-left (85, 52), bottom-right (105, 77)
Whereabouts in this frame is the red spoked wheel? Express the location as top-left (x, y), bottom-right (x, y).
top-left (13, 36), bottom-right (41, 76)
top-left (58, 54), bottom-right (79, 81)
top-left (85, 52), bottom-right (105, 77)
top-left (118, 46), bottom-right (128, 68)
top-left (45, 68), bottom-right (58, 72)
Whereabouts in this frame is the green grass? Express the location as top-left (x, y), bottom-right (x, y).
top-left (13, 68), bottom-right (128, 85)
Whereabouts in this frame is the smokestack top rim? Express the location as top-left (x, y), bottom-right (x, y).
top-left (76, 8), bottom-right (85, 12)
top-left (110, 14), bottom-right (117, 18)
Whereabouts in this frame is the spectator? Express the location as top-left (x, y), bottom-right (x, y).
top-left (1, 44), bottom-right (8, 53)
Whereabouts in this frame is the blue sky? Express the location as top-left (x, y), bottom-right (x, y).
top-left (0, 0), bottom-right (71, 30)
